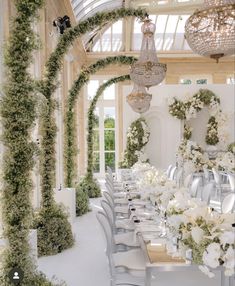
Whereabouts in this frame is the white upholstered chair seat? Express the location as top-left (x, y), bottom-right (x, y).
top-left (113, 249), bottom-right (146, 272)
top-left (114, 231), bottom-right (140, 247)
top-left (114, 198), bottom-right (128, 205)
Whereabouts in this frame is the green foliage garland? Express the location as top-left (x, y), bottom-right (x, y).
top-left (77, 75), bottom-right (131, 200)
top-left (119, 117), bottom-right (150, 168)
top-left (75, 185), bottom-right (90, 216)
top-left (0, 0), bottom-right (58, 284)
top-left (168, 89), bottom-right (221, 145)
top-left (227, 142), bottom-right (235, 154)
top-left (65, 56), bottom-right (137, 188)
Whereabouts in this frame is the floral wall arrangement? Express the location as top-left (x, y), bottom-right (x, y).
top-left (119, 117), bottom-right (150, 168)
top-left (168, 89), bottom-right (229, 171)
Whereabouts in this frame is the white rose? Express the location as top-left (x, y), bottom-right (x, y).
top-left (203, 243), bottom-right (221, 269)
top-left (191, 226), bottom-right (204, 244)
top-left (220, 231), bottom-right (235, 247)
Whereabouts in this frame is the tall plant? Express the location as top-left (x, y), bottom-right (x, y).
top-left (65, 56), bottom-right (137, 188)
top-left (0, 0), bottom-right (55, 284)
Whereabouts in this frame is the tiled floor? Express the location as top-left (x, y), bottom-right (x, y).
top-left (38, 196), bottom-right (110, 286)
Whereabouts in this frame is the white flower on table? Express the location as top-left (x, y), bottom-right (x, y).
top-left (191, 226), bottom-right (204, 244)
top-left (219, 231), bottom-right (235, 247)
top-left (223, 246), bottom-right (235, 276)
top-left (202, 243), bottom-right (221, 269)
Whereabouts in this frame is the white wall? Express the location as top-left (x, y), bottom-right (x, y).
top-left (122, 84), bottom-right (235, 169)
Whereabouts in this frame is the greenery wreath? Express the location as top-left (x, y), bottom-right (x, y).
top-left (168, 89), bottom-right (223, 146)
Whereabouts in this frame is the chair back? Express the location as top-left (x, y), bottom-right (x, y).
top-left (212, 168), bottom-right (221, 185)
top-left (203, 167), bottom-right (210, 183)
top-left (201, 183), bottom-right (214, 205)
top-left (103, 191), bottom-right (115, 208)
top-left (106, 166), bottom-right (113, 177)
top-left (175, 168), bottom-right (183, 187)
top-left (228, 174), bottom-right (235, 192)
top-left (190, 177), bottom-right (201, 198)
top-left (169, 166), bottom-right (177, 180)
top-left (96, 211), bottom-right (116, 276)
top-left (184, 174), bottom-right (192, 188)
top-left (221, 194), bottom-right (235, 214)
top-left (105, 182), bottom-right (114, 195)
top-left (166, 165), bottom-right (173, 178)
top-left (101, 199), bottom-right (115, 227)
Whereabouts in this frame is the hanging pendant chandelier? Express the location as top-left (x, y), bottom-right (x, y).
top-left (130, 18), bottom-right (167, 88)
top-left (127, 83), bottom-right (152, 114)
top-left (128, 17), bottom-right (166, 113)
top-left (185, 0), bottom-right (235, 62)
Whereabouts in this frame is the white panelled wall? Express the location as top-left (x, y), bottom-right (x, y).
top-left (122, 84), bottom-right (235, 169)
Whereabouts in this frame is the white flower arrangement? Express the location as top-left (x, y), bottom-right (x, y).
top-left (177, 140), bottom-right (213, 171)
top-left (172, 205), bottom-right (235, 277)
top-left (215, 151), bottom-right (235, 173)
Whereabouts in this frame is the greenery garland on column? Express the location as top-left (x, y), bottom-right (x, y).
top-left (119, 117), bottom-right (150, 168)
top-left (76, 75), bottom-right (131, 211)
top-left (34, 8), bottom-right (145, 249)
top-left (65, 56), bottom-right (137, 190)
top-left (0, 0), bottom-right (57, 284)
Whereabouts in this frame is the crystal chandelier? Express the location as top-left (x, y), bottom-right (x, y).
top-left (128, 18), bottom-right (166, 113)
top-left (185, 0), bottom-right (235, 62)
top-left (127, 84), bottom-right (152, 114)
top-left (130, 18), bottom-right (167, 88)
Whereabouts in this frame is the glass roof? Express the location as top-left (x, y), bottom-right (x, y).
top-left (87, 15), bottom-right (190, 52)
top-left (70, 0), bottom-right (123, 21)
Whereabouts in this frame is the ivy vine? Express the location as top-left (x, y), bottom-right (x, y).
top-left (0, 0), bottom-right (57, 284)
top-left (65, 56), bottom-right (137, 188)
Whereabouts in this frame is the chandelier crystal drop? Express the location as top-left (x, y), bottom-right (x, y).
top-left (127, 84), bottom-right (152, 114)
top-left (130, 18), bottom-right (167, 88)
top-left (185, 0), bottom-right (235, 62)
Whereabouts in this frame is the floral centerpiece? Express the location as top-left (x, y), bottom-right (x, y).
top-left (168, 203), bottom-right (235, 277)
top-left (177, 139), bottom-right (213, 172)
top-left (215, 151), bottom-right (235, 173)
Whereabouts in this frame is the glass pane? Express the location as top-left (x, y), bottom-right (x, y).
top-left (103, 82), bottom-right (115, 100)
top-left (180, 79), bottom-right (192, 85)
top-left (104, 107), bottom-right (115, 128)
top-left (94, 108), bottom-right (99, 128)
top-left (104, 130), bottom-right (115, 151)
top-left (196, 79), bottom-right (207, 84)
top-left (105, 152), bottom-right (115, 171)
top-left (93, 152), bottom-right (100, 173)
top-left (93, 130), bottom-right (99, 151)
top-left (112, 20), bottom-right (123, 51)
top-left (87, 80), bottom-right (99, 100)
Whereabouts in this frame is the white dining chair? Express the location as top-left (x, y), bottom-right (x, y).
top-left (166, 164), bottom-right (173, 178)
top-left (184, 174), bottom-right (192, 188)
top-left (175, 168), bottom-right (183, 187)
top-left (228, 173), bottom-right (235, 192)
top-left (201, 183), bottom-right (214, 205)
top-left (221, 193), bottom-right (235, 214)
top-left (169, 166), bottom-right (177, 180)
top-left (96, 211), bottom-right (146, 286)
top-left (101, 201), bottom-right (139, 250)
top-left (190, 177), bottom-right (201, 198)
top-left (101, 199), bottom-right (134, 233)
top-left (212, 168), bottom-right (231, 202)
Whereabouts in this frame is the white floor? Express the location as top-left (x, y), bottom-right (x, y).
top-left (38, 196), bottom-right (110, 286)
